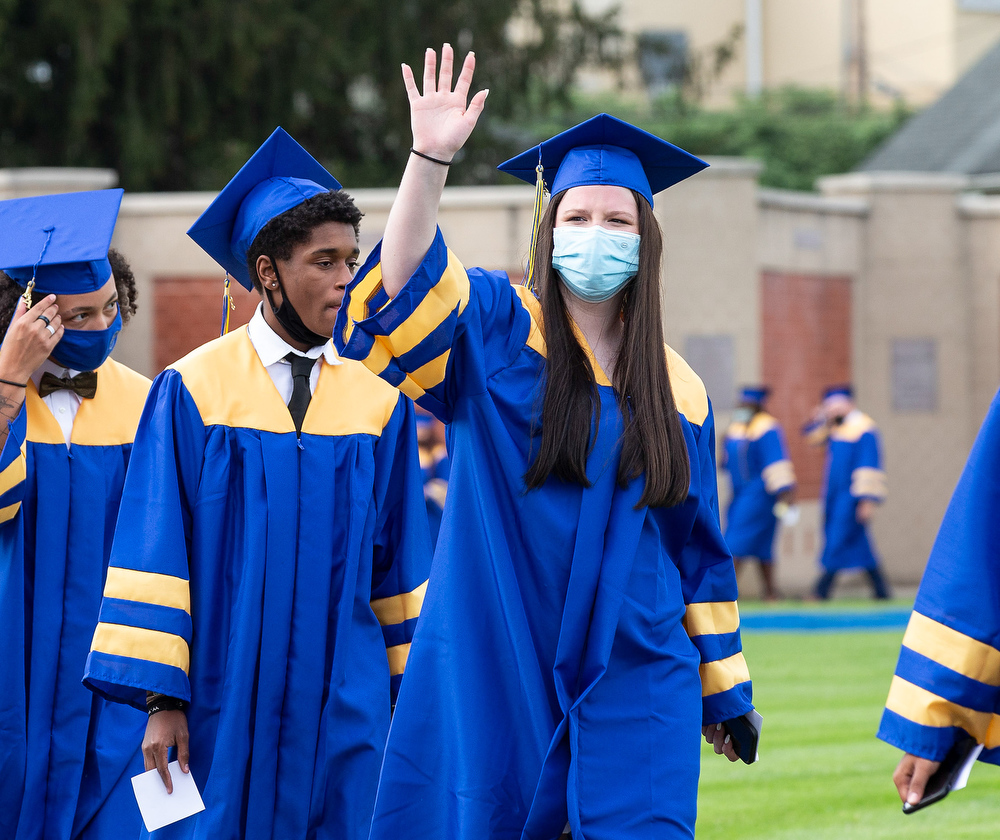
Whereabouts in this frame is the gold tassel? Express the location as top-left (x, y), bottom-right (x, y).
top-left (523, 161), bottom-right (545, 294)
top-left (21, 279), bottom-right (35, 310)
top-left (220, 273), bottom-right (235, 335)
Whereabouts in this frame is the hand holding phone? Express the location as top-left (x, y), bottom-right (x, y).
top-left (901, 735), bottom-right (982, 814)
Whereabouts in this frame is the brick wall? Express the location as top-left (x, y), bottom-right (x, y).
top-left (153, 276), bottom-right (260, 373)
top-left (761, 271), bottom-right (852, 499)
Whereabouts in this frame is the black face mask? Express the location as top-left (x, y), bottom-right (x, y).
top-left (832, 413), bottom-right (846, 426)
top-left (264, 260), bottom-right (329, 348)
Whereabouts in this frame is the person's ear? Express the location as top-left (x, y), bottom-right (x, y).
top-left (256, 255), bottom-right (280, 290)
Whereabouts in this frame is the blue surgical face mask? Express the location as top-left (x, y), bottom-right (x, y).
top-left (50, 309), bottom-right (122, 372)
top-left (551, 226), bottom-right (641, 303)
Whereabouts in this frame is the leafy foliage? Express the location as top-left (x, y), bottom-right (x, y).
top-left (0, 0), bottom-right (620, 190)
top-left (523, 87), bottom-right (911, 191)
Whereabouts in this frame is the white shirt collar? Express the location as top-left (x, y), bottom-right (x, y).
top-left (30, 358), bottom-right (81, 388)
top-left (246, 303), bottom-right (341, 368)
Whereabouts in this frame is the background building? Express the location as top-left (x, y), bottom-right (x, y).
top-left (574, 0), bottom-right (1000, 108)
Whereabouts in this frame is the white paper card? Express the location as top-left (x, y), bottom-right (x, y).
top-left (131, 761), bottom-right (206, 832)
top-left (952, 743), bottom-right (984, 791)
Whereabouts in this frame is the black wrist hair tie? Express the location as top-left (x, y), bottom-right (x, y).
top-left (410, 147), bottom-right (453, 166)
top-left (0, 378), bottom-right (27, 388)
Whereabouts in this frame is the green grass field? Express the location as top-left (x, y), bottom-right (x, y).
top-left (696, 627), bottom-right (1000, 839)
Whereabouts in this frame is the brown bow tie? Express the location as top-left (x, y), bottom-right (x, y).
top-left (38, 370), bottom-right (98, 399)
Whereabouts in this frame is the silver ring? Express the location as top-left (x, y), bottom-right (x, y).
top-left (36, 314), bottom-right (51, 326)
top-left (44, 324), bottom-right (56, 337)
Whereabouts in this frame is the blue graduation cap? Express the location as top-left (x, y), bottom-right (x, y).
top-left (497, 113), bottom-right (707, 208)
top-left (0, 189), bottom-right (124, 296)
top-left (187, 127), bottom-right (341, 290)
top-left (740, 386), bottom-right (770, 404)
top-left (823, 384), bottom-right (854, 400)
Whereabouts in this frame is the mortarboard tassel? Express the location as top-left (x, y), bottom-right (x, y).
top-left (23, 226), bottom-right (55, 309)
top-left (523, 161), bottom-right (545, 295)
top-left (220, 273), bottom-right (236, 336)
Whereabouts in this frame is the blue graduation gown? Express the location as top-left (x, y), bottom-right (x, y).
top-left (815, 412), bottom-right (886, 572)
top-left (82, 328), bottom-right (432, 840)
top-left (335, 230), bottom-right (754, 840)
top-left (878, 388), bottom-right (1000, 766)
top-left (723, 413), bottom-right (795, 561)
top-left (0, 358), bottom-right (150, 840)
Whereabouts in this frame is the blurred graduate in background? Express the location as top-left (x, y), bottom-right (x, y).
top-left (0, 190), bottom-right (149, 839)
top-left (336, 45), bottom-right (754, 840)
top-left (722, 385), bottom-right (796, 601)
top-left (415, 406), bottom-right (449, 547)
top-left (805, 385), bottom-right (890, 600)
top-left (83, 130), bottom-right (431, 839)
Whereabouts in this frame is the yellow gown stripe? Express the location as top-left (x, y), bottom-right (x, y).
top-left (699, 652), bottom-right (752, 697)
top-left (746, 413), bottom-right (779, 440)
top-left (371, 580), bottom-right (428, 627)
top-left (386, 642), bottom-right (411, 676)
top-left (91, 622), bottom-right (190, 673)
top-left (103, 567), bottom-right (191, 614)
top-left (173, 327), bottom-right (400, 435)
top-left (375, 251), bottom-right (471, 359)
top-left (409, 350), bottom-right (451, 392)
top-left (344, 263), bottom-right (387, 345)
top-left (0, 500), bottom-right (21, 524)
top-left (0, 450), bottom-right (26, 497)
top-left (851, 466), bottom-right (887, 499)
top-left (830, 412), bottom-right (877, 443)
top-left (762, 460), bottom-right (796, 494)
top-left (885, 676), bottom-right (998, 745)
top-left (510, 286), bottom-right (709, 425)
top-left (683, 601), bottom-right (741, 637)
top-left (903, 612), bottom-right (1000, 687)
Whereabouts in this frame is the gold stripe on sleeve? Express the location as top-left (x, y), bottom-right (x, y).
top-left (409, 350), bottom-right (451, 392)
top-left (371, 580), bottom-right (429, 627)
top-left (0, 451), bottom-right (26, 497)
top-left (762, 460), bottom-right (796, 494)
top-left (344, 264), bottom-right (386, 345)
top-left (851, 466), bottom-right (887, 499)
top-left (0, 500), bottom-right (21, 524)
top-left (885, 676), bottom-right (992, 741)
top-left (699, 652), bottom-right (752, 697)
top-left (386, 642), bottom-right (411, 676)
top-left (103, 567), bottom-right (191, 614)
top-left (380, 252), bottom-right (471, 358)
top-left (903, 612), bottom-right (1000, 687)
top-left (91, 622), bottom-right (190, 673)
top-left (683, 601), bottom-right (741, 638)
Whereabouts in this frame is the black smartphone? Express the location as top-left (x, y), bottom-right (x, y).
top-left (902, 735), bottom-right (980, 814)
top-left (723, 710), bottom-right (762, 765)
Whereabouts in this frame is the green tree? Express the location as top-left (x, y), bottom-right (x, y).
top-left (0, 0), bottom-right (620, 190)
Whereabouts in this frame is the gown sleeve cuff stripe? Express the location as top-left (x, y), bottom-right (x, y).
top-left (699, 652), bottom-right (752, 696)
top-left (99, 597), bottom-right (193, 641)
top-left (689, 630), bottom-right (743, 664)
top-left (103, 566), bottom-right (191, 613)
top-left (683, 600), bottom-right (740, 637)
top-left (902, 611), bottom-right (1000, 686)
top-left (702, 683), bottom-right (754, 725)
top-left (91, 621), bottom-right (190, 673)
top-left (762, 460), bottom-right (796, 494)
top-left (0, 499), bottom-right (21, 523)
top-left (851, 466), bottom-right (887, 500)
top-left (371, 580), bottom-right (428, 626)
top-left (884, 675), bottom-right (996, 742)
top-left (876, 708), bottom-right (971, 761)
top-left (84, 650), bottom-right (191, 709)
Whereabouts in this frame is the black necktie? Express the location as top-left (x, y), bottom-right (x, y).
top-left (285, 353), bottom-right (313, 434)
top-left (38, 370), bottom-right (98, 399)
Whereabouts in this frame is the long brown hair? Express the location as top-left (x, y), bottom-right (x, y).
top-left (523, 189), bottom-right (691, 508)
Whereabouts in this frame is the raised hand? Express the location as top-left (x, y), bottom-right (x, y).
top-left (403, 44), bottom-right (488, 162)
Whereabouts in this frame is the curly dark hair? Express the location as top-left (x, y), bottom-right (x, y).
top-left (0, 247), bottom-right (138, 333)
top-left (246, 190), bottom-right (363, 293)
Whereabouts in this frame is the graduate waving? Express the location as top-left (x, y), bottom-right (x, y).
top-left (335, 45), bottom-right (754, 840)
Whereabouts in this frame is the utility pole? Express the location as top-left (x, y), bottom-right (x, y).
top-left (843, 0), bottom-right (869, 106)
top-left (745, 0), bottom-right (764, 97)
